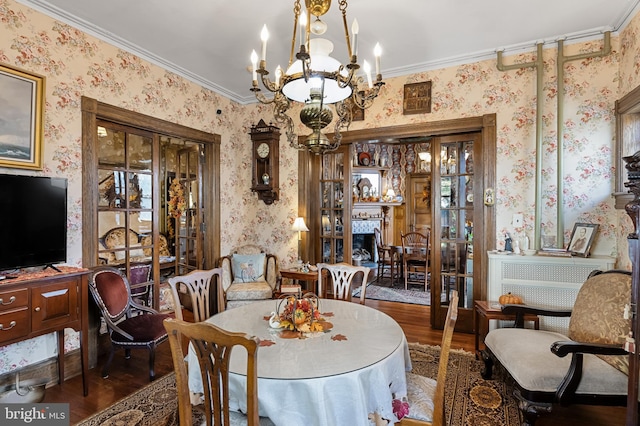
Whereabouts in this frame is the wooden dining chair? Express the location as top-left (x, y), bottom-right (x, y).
top-left (399, 291), bottom-right (459, 426)
top-left (167, 268), bottom-right (224, 322)
top-left (163, 318), bottom-right (275, 426)
top-left (317, 262), bottom-right (371, 304)
top-left (401, 231), bottom-right (430, 291)
top-left (374, 227), bottom-right (394, 282)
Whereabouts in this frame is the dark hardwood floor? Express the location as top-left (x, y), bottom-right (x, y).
top-left (44, 299), bottom-right (626, 425)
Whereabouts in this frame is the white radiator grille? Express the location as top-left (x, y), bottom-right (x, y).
top-left (501, 284), bottom-right (578, 333)
top-left (488, 253), bottom-right (616, 335)
top-left (502, 262), bottom-right (596, 285)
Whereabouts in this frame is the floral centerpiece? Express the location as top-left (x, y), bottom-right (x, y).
top-left (275, 294), bottom-right (330, 333)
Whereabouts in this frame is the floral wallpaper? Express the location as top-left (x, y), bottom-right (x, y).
top-left (0, 0), bottom-right (639, 373)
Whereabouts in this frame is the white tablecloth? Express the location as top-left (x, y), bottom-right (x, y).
top-left (188, 299), bottom-right (411, 426)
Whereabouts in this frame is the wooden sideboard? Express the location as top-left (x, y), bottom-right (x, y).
top-left (0, 268), bottom-right (89, 396)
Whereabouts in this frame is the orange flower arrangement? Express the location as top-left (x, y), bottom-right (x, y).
top-left (277, 294), bottom-right (326, 333)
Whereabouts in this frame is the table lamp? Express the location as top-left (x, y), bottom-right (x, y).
top-left (292, 217), bottom-right (309, 262)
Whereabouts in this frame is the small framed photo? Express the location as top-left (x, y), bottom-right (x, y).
top-left (567, 223), bottom-right (599, 257)
top-left (0, 63), bottom-right (45, 170)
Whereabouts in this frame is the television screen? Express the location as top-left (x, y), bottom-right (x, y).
top-left (0, 174), bottom-right (67, 271)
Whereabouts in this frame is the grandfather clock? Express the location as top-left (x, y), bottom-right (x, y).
top-left (250, 119), bottom-right (280, 205)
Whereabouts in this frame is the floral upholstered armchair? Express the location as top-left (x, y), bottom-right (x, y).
top-left (219, 244), bottom-right (278, 309)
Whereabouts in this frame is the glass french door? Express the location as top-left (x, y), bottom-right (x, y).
top-left (174, 145), bottom-right (204, 274)
top-left (320, 146), bottom-right (350, 264)
top-left (96, 121), bottom-right (156, 305)
top-left (432, 133), bottom-right (483, 332)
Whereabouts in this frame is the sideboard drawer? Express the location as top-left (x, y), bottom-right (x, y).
top-left (0, 308), bottom-right (30, 343)
top-left (0, 288), bottom-right (28, 313)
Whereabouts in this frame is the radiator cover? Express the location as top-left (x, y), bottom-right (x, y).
top-left (487, 252), bottom-right (616, 334)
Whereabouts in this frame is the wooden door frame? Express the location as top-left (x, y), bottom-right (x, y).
top-left (299, 114), bottom-right (496, 330)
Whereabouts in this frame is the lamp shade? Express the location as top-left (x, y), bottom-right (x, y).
top-left (292, 217), bottom-right (309, 232)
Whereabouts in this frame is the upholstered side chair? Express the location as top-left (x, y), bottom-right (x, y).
top-left (481, 270), bottom-right (632, 426)
top-left (88, 266), bottom-right (171, 381)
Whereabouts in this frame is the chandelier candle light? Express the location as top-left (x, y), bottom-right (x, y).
top-left (250, 0), bottom-right (384, 155)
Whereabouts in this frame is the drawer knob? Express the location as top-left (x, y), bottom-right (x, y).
top-left (0, 296), bottom-right (16, 305)
top-left (0, 321), bottom-right (16, 331)
top-left (34, 307), bottom-right (41, 312)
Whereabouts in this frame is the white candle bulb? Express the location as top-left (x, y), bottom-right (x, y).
top-left (374, 43), bottom-right (382, 76)
top-left (275, 65), bottom-right (283, 87)
top-left (260, 25), bottom-right (269, 61)
top-left (250, 50), bottom-right (258, 82)
top-left (351, 19), bottom-right (359, 56)
top-left (363, 60), bottom-right (372, 89)
top-left (299, 11), bottom-right (306, 46)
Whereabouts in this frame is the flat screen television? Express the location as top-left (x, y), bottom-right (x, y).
top-left (0, 174), bottom-right (67, 271)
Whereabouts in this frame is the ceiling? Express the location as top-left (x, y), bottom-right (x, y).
top-left (17, 0), bottom-right (640, 105)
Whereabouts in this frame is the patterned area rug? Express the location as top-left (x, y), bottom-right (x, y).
top-left (353, 276), bottom-right (430, 305)
top-left (74, 343), bottom-right (520, 426)
top-left (408, 343), bottom-right (521, 426)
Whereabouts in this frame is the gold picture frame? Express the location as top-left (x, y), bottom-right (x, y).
top-left (403, 81), bottom-right (432, 115)
top-left (0, 63), bottom-right (45, 170)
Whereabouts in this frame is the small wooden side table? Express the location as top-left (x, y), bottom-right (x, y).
top-left (279, 269), bottom-right (321, 295)
top-left (474, 300), bottom-right (540, 358)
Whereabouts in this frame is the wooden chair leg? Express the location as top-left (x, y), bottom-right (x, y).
top-left (149, 345), bottom-right (156, 381)
top-left (404, 263), bottom-right (409, 290)
top-left (102, 345), bottom-right (116, 378)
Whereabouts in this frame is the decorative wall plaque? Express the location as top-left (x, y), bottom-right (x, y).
top-left (403, 81), bottom-right (432, 115)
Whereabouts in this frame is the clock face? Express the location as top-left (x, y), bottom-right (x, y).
top-left (257, 142), bottom-right (270, 159)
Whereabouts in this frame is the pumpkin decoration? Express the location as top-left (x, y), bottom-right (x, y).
top-left (499, 292), bottom-right (523, 305)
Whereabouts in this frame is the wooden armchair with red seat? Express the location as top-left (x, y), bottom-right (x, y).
top-left (88, 266), bottom-right (172, 381)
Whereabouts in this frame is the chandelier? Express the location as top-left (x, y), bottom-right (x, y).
top-left (250, 0), bottom-right (384, 155)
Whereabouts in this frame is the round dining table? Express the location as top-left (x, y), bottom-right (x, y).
top-left (188, 298), bottom-right (411, 426)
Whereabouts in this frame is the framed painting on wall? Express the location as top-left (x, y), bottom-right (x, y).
top-left (0, 63), bottom-right (45, 170)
